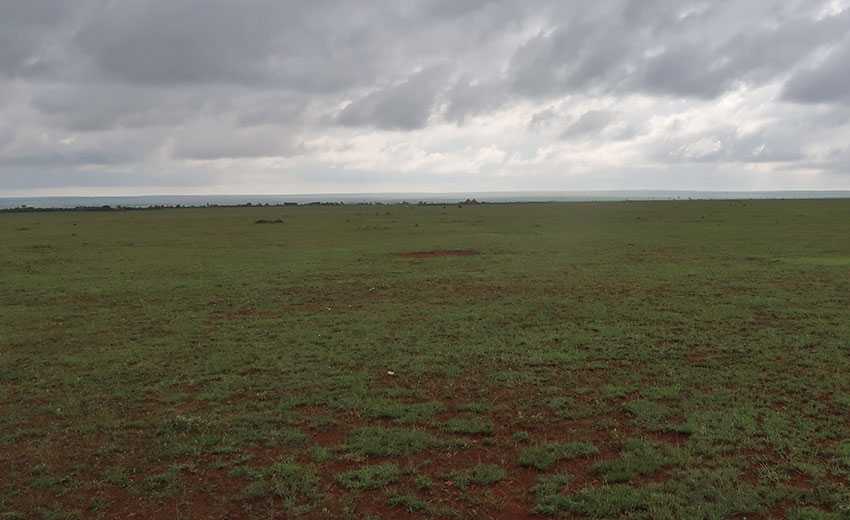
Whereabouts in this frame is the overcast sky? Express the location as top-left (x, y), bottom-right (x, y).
top-left (2, 0), bottom-right (850, 195)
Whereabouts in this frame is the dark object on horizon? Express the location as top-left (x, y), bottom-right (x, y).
top-left (255, 218), bottom-right (285, 224)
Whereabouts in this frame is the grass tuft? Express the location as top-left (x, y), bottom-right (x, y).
top-left (519, 442), bottom-right (599, 470)
top-left (337, 463), bottom-right (400, 490)
top-left (346, 427), bottom-right (434, 457)
top-left (442, 416), bottom-right (494, 435)
top-left (450, 464), bottom-right (506, 488)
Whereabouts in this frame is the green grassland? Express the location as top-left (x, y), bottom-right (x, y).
top-left (1, 200), bottom-right (850, 519)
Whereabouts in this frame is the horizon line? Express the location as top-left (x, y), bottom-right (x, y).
top-left (5, 188), bottom-right (850, 199)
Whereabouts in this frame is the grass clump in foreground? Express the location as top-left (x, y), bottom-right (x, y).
top-left (533, 473), bottom-right (573, 515)
top-left (337, 463), bottom-right (401, 490)
top-left (388, 494), bottom-right (429, 513)
top-left (450, 464), bottom-right (506, 488)
top-left (593, 439), bottom-right (677, 483)
top-left (241, 460), bottom-right (320, 510)
top-left (442, 416), bottom-right (494, 435)
top-left (837, 440), bottom-right (850, 465)
top-left (362, 400), bottom-right (444, 423)
top-left (346, 427), bottom-right (434, 457)
top-left (519, 442), bottom-right (599, 470)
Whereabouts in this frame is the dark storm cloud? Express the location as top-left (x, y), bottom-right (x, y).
top-left (2, 0), bottom-right (850, 192)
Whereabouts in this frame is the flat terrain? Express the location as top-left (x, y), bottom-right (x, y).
top-left (2, 200), bottom-right (850, 519)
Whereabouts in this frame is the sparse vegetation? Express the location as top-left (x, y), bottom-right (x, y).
top-left (3, 200), bottom-right (850, 517)
top-left (519, 442), bottom-right (599, 470)
top-left (442, 416), bottom-right (494, 435)
top-left (346, 427), bottom-right (434, 457)
top-left (337, 464), bottom-right (400, 490)
top-left (450, 464), bottom-right (506, 488)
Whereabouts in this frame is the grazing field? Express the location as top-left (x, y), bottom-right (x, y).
top-left (2, 200), bottom-right (850, 520)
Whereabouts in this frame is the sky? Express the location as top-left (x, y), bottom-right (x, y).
top-left (1, 0), bottom-right (850, 196)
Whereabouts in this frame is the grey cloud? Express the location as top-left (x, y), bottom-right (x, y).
top-left (0, 127), bottom-right (160, 169)
top-left (31, 85), bottom-right (212, 132)
top-left (637, 45), bottom-right (733, 99)
top-left (445, 79), bottom-right (509, 123)
top-left (0, 0), bottom-right (80, 77)
top-left (337, 67), bottom-right (449, 130)
top-left (0, 164), bottom-right (214, 190)
top-left (561, 110), bottom-right (644, 142)
top-left (74, 1), bottom-right (290, 86)
top-left (72, 0), bottom-right (394, 91)
top-left (507, 2), bottom-right (850, 100)
top-left (2, 0), bottom-right (850, 193)
top-left (0, 148), bottom-right (131, 168)
top-left (783, 38), bottom-right (850, 104)
top-left (653, 126), bottom-right (806, 164)
top-left (561, 110), bottom-right (615, 138)
top-left (822, 148), bottom-right (850, 174)
top-left (170, 126), bottom-right (301, 160)
top-left (528, 107), bottom-right (560, 130)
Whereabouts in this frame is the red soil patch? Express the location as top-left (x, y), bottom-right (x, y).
top-left (399, 249), bottom-right (480, 258)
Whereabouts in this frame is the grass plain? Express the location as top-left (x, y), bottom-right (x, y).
top-left (1, 200), bottom-right (850, 519)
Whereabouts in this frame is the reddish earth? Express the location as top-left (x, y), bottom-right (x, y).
top-left (399, 249), bottom-right (480, 258)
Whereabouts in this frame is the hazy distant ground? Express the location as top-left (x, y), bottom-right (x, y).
top-left (2, 201), bottom-right (850, 519)
top-left (3, 190), bottom-right (850, 209)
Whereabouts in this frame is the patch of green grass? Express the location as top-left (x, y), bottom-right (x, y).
top-left (545, 396), bottom-right (597, 420)
top-left (310, 446), bottom-right (333, 464)
top-left (653, 467), bottom-right (771, 519)
top-left (533, 473), bottom-right (572, 515)
top-left (442, 416), bottom-right (494, 435)
top-left (540, 485), bottom-right (650, 517)
top-left (787, 507), bottom-right (842, 520)
top-left (102, 467), bottom-right (130, 488)
top-left (36, 509), bottom-right (82, 520)
top-left (603, 384), bottom-right (635, 399)
top-left (641, 385), bottom-right (682, 400)
top-left (337, 464), bottom-right (400, 490)
top-left (30, 473), bottom-right (72, 492)
top-left (457, 401), bottom-right (491, 413)
top-left (5, 201), bottom-right (850, 517)
top-left (346, 427), bottom-right (434, 457)
top-left (308, 414), bottom-right (337, 431)
top-left (387, 494), bottom-right (428, 513)
top-left (782, 256), bottom-right (850, 266)
top-left (593, 439), bottom-right (677, 483)
top-left (678, 407), bottom-right (759, 448)
top-left (362, 399), bottom-right (444, 423)
top-left (141, 467), bottom-right (180, 496)
top-left (414, 475), bottom-right (433, 490)
top-left (837, 440), bottom-right (850, 466)
top-left (450, 464), bottom-right (506, 488)
top-left (623, 399), bottom-right (671, 429)
top-left (519, 442), bottom-right (599, 470)
top-left (267, 461), bottom-right (320, 509)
